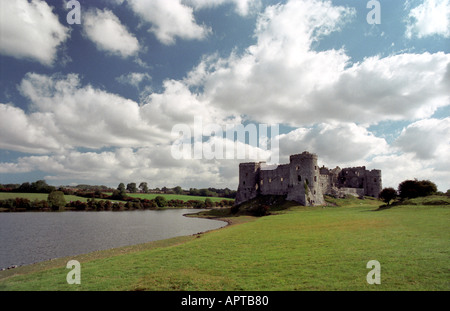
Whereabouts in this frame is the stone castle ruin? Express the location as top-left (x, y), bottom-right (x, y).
top-left (235, 151), bottom-right (382, 206)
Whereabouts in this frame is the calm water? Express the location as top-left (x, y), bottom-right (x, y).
top-left (0, 210), bottom-right (226, 269)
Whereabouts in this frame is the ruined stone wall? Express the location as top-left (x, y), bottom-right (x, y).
top-left (364, 169), bottom-right (382, 197)
top-left (337, 167), bottom-right (367, 189)
top-left (235, 152), bottom-right (382, 206)
top-left (235, 162), bottom-right (262, 205)
top-left (286, 152), bottom-right (325, 206)
top-left (259, 164), bottom-right (290, 196)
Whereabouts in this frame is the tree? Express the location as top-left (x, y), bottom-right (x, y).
top-left (173, 186), bottom-right (183, 195)
top-left (398, 179), bottom-right (437, 199)
top-left (154, 196), bottom-right (167, 208)
top-left (139, 182), bottom-right (149, 193)
top-left (48, 191), bottom-right (66, 211)
top-left (118, 183), bottom-right (126, 194)
top-left (379, 187), bottom-right (397, 205)
top-left (205, 198), bottom-right (213, 208)
top-left (127, 183), bottom-right (137, 193)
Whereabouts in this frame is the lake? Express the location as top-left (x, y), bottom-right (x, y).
top-left (0, 209), bottom-right (226, 269)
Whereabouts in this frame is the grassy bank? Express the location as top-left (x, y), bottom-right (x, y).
top-left (0, 196), bottom-right (448, 291)
top-left (0, 192), bottom-right (91, 203)
top-left (0, 192), bottom-right (233, 204)
top-left (116, 193), bottom-right (234, 203)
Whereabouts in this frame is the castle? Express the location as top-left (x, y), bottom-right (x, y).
top-left (235, 151), bottom-right (382, 206)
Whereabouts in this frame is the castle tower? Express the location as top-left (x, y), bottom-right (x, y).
top-left (364, 169), bottom-right (382, 198)
top-left (235, 162), bottom-right (262, 205)
top-left (287, 152), bottom-right (325, 206)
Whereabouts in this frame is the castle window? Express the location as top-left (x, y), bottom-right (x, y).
top-left (269, 178), bottom-right (272, 183)
top-left (314, 176), bottom-right (317, 182)
top-left (298, 175), bottom-right (302, 182)
top-left (261, 180), bottom-right (264, 186)
top-left (296, 166), bottom-right (299, 170)
top-left (374, 178), bottom-right (377, 182)
top-left (280, 178), bottom-right (284, 183)
top-left (315, 166), bottom-right (317, 170)
top-left (243, 181), bottom-right (246, 185)
top-left (314, 190), bottom-right (316, 195)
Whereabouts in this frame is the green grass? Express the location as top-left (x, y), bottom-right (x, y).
top-left (0, 192), bottom-right (233, 204)
top-left (120, 193), bottom-right (234, 203)
top-left (0, 192), bottom-right (90, 203)
top-left (0, 196), bottom-right (448, 291)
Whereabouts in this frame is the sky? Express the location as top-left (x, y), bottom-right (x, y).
top-left (0, 0), bottom-right (449, 191)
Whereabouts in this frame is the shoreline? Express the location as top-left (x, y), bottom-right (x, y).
top-left (0, 209), bottom-right (238, 276)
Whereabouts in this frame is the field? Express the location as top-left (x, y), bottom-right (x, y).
top-left (0, 192), bottom-right (91, 203)
top-left (0, 192), bottom-right (233, 204)
top-left (123, 193), bottom-right (233, 203)
top-left (0, 196), bottom-right (448, 291)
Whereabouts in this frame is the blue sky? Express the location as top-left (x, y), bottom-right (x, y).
top-left (0, 0), bottom-right (449, 191)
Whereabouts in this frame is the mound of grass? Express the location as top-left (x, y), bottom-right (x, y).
top-left (324, 195), bottom-right (380, 207)
top-left (231, 195), bottom-right (297, 216)
top-left (396, 195), bottom-right (450, 206)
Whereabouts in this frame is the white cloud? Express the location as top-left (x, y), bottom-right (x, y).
top-left (127, 0), bottom-right (211, 45)
top-left (0, 104), bottom-right (62, 154)
top-left (184, 0), bottom-right (261, 16)
top-left (0, 0), bottom-right (69, 66)
top-left (395, 118), bottom-right (450, 160)
top-left (185, 0), bottom-right (449, 126)
top-left (17, 73), bottom-right (168, 150)
top-left (83, 8), bottom-right (140, 58)
top-left (372, 152), bottom-right (450, 192)
top-left (406, 0), bottom-right (450, 38)
top-left (7, 72), bottom-right (235, 153)
top-left (276, 123), bottom-right (389, 166)
top-left (140, 79), bottom-right (237, 131)
top-left (116, 72), bottom-right (152, 89)
top-left (0, 147), bottom-right (240, 189)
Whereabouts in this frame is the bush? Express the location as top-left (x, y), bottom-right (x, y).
top-left (399, 179), bottom-right (437, 199)
top-left (48, 191), bottom-right (66, 211)
top-left (154, 196), bottom-right (167, 208)
top-left (379, 187), bottom-right (397, 205)
top-left (205, 198), bottom-right (213, 208)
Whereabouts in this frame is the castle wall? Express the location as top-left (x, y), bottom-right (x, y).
top-left (364, 169), bottom-right (382, 197)
top-left (259, 164), bottom-right (290, 196)
top-left (235, 152), bottom-right (382, 206)
top-left (286, 152), bottom-right (325, 206)
top-left (329, 187), bottom-right (365, 198)
top-left (235, 162), bottom-right (262, 205)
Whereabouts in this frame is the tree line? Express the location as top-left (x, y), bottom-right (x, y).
top-left (0, 181), bottom-right (237, 199)
top-left (379, 179), bottom-right (449, 205)
top-left (0, 192), bottom-right (234, 212)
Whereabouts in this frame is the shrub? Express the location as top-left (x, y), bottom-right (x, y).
top-left (155, 196), bottom-right (167, 207)
top-left (48, 191), bottom-right (66, 211)
top-left (399, 179), bottom-right (437, 199)
top-left (379, 187), bottom-right (397, 205)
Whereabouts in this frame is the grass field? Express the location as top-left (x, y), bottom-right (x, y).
top-left (0, 192), bottom-right (91, 203)
top-left (0, 192), bottom-right (233, 204)
top-left (0, 196), bottom-right (448, 291)
top-left (117, 193), bottom-right (234, 203)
